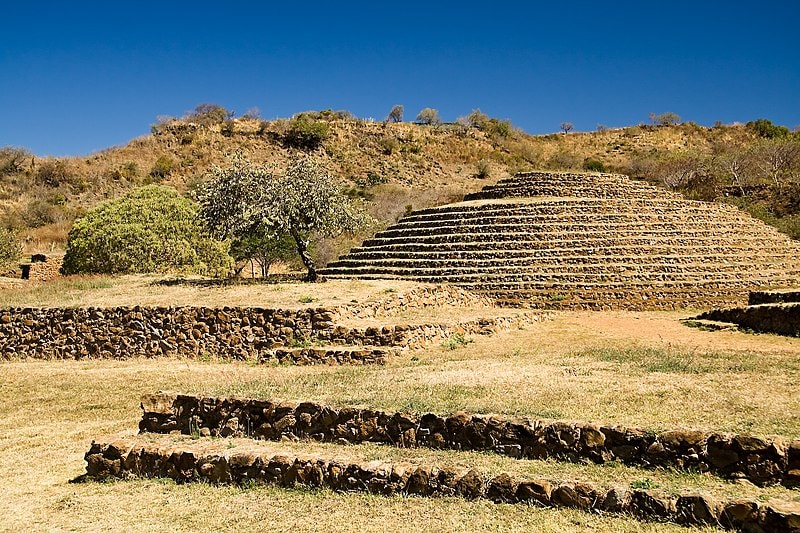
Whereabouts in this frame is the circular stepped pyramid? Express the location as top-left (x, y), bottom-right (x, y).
top-left (322, 171), bottom-right (800, 310)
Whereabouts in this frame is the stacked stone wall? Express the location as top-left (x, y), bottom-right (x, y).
top-left (699, 304), bottom-right (800, 337)
top-left (0, 305), bottom-right (536, 361)
top-left (83, 436), bottom-right (800, 531)
top-left (140, 393), bottom-right (800, 487)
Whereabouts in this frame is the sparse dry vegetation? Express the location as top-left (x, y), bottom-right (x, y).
top-left (2, 112), bottom-right (799, 263)
top-left (1, 305), bottom-right (798, 531)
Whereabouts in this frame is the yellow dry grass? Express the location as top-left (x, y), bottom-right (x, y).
top-left (1, 308), bottom-right (798, 531)
top-left (0, 275), bottom-right (421, 309)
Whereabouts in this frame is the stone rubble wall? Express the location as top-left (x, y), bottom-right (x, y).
top-left (83, 437), bottom-right (800, 532)
top-left (140, 393), bottom-right (800, 488)
top-left (0, 305), bottom-right (537, 361)
top-left (268, 347), bottom-right (390, 366)
top-left (699, 304), bottom-right (800, 337)
top-left (22, 256), bottom-right (63, 281)
top-left (749, 290), bottom-right (800, 306)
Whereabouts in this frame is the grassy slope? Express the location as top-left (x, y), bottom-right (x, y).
top-left (1, 117), bottom-right (760, 258)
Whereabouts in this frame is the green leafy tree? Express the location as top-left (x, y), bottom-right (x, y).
top-left (61, 185), bottom-right (231, 276)
top-left (198, 156), bottom-right (373, 281)
top-left (416, 108), bottom-right (441, 125)
top-left (746, 118), bottom-right (790, 139)
top-left (229, 230), bottom-right (297, 278)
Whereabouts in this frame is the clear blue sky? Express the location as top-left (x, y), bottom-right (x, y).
top-left (1, 1), bottom-right (798, 156)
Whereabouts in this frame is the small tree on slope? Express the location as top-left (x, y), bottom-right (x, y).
top-left (198, 155), bottom-right (372, 281)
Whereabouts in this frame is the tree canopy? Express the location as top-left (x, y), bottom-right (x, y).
top-left (61, 185), bottom-right (231, 276)
top-left (198, 156), bottom-right (373, 281)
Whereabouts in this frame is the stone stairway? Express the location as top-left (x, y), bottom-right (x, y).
top-left (322, 172), bottom-right (800, 310)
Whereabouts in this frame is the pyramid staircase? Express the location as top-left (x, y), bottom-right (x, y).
top-left (322, 172), bottom-right (800, 310)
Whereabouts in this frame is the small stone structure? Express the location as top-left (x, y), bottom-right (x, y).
top-left (140, 393), bottom-right (800, 488)
top-left (697, 290), bottom-right (800, 337)
top-left (83, 434), bottom-right (800, 531)
top-left (18, 253), bottom-right (62, 281)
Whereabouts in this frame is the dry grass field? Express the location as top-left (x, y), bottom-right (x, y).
top-left (1, 277), bottom-right (798, 531)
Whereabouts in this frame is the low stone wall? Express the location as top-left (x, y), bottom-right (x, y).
top-left (0, 305), bottom-right (537, 361)
top-left (267, 347), bottom-right (390, 366)
top-left (0, 306), bottom-right (333, 361)
top-left (83, 437), bottom-right (800, 531)
top-left (749, 290), bottom-right (800, 306)
top-left (699, 304), bottom-right (800, 337)
top-left (140, 393), bottom-right (800, 487)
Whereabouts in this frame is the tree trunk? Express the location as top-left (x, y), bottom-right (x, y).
top-left (290, 227), bottom-right (316, 281)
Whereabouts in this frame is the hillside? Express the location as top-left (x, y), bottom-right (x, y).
top-left (0, 110), bottom-right (797, 266)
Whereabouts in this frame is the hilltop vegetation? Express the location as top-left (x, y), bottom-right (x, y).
top-left (0, 105), bottom-right (798, 272)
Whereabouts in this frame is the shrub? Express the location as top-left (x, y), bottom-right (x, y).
top-left (547, 152), bottom-right (581, 169)
top-left (61, 185), bottom-right (231, 276)
top-left (187, 103), bottom-right (233, 126)
top-left (284, 114), bottom-right (329, 150)
top-left (149, 155), bottom-right (175, 181)
top-left (465, 109), bottom-right (489, 128)
top-left (0, 146), bottom-right (30, 175)
top-left (441, 333), bottom-right (473, 350)
top-left (378, 136), bottom-right (399, 155)
top-left (106, 162), bottom-right (139, 181)
top-left (746, 118), bottom-right (790, 139)
top-left (220, 120), bottom-right (235, 137)
top-left (35, 159), bottom-right (76, 188)
top-left (583, 158), bottom-right (606, 172)
top-left (474, 159), bottom-right (491, 179)
top-left (21, 199), bottom-right (64, 228)
top-left (242, 107), bottom-right (261, 120)
top-left (416, 108), bottom-right (440, 125)
top-left (649, 112), bottom-right (681, 126)
top-left (0, 227), bottom-right (22, 269)
top-left (484, 118), bottom-right (513, 138)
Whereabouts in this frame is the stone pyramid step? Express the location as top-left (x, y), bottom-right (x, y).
top-left (321, 171), bottom-right (800, 309)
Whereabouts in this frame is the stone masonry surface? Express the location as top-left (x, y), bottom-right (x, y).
top-left (322, 171), bottom-right (800, 310)
top-left (83, 435), bottom-right (800, 532)
top-left (140, 393), bottom-right (800, 488)
top-left (699, 304), bottom-right (800, 337)
top-left (0, 303), bottom-right (540, 361)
